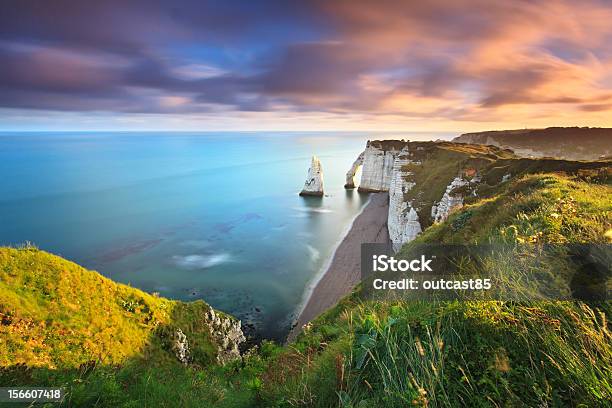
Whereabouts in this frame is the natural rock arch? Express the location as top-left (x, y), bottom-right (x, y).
top-left (344, 151), bottom-right (364, 189)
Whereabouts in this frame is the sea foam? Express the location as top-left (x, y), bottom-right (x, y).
top-left (173, 253), bottom-right (231, 269)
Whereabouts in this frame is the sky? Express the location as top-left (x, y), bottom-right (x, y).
top-left (1, 0), bottom-right (612, 132)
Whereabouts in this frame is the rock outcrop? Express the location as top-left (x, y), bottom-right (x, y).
top-left (168, 308), bottom-right (246, 366)
top-left (387, 155), bottom-right (422, 251)
top-left (172, 328), bottom-right (190, 365)
top-left (344, 151), bottom-right (364, 188)
top-left (431, 177), bottom-right (469, 223)
top-left (205, 308), bottom-right (246, 365)
top-left (300, 156), bottom-right (324, 196)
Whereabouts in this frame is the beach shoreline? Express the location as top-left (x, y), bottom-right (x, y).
top-left (287, 192), bottom-right (390, 342)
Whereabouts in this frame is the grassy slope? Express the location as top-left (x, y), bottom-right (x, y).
top-left (400, 142), bottom-right (609, 229)
top-left (1, 164), bottom-right (611, 407)
top-left (455, 127), bottom-right (612, 160)
top-left (0, 247), bottom-right (256, 407)
top-left (1, 247), bottom-right (175, 368)
top-left (400, 142), bottom-right (514, 228)
top-left (413, 173), bottom-right (610, 245)
top-left (260, 173), bottom-right (611, 407)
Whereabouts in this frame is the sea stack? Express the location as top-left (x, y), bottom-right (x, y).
top-left (299, 156), bottom-right (324, 197)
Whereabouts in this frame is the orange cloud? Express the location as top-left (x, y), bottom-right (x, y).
top-left (310, 0), bottom-right (612, 125)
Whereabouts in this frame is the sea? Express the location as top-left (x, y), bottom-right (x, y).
top-left (0, 131), bottom-right (451, 340)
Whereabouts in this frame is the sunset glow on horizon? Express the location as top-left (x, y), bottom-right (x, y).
top-left (2, 0), bottom-right (612, 131)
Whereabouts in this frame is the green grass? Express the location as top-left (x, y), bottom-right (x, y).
top-left (408, 173), bottom-right (611, 245)
top-left (399, 142), bottom-right (514, 228)
top-left (396, 141), bottom-right (609, 230)
top-left (258, 173), bottom-right (611, 407)
top-left (334, 300), bottom-right (611, 407)
top-left (0, 245), bottom-right (260, 407)
top-left (1, 166), bottom-right (610, 407)
top-left (0, 245), bottom-right (223, 369)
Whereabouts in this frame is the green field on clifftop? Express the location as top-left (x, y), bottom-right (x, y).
top-left (0, 246), bottom-right (255, 406)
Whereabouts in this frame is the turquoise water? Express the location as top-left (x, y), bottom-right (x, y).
top-left (0, 131), bottom-right (449, 340)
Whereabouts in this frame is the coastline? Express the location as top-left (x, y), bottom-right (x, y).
top-left (287, 192), bottom-right (390, 342)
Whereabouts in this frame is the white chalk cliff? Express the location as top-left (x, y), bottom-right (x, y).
top-left (387, 155), bottom-right (422, 251)
top-left (344, 140), bottom-right (490, 251)
top-left (299, 156), bottom-right (324, 196)
top-left (344, 140), bottom-right (423, 249)
top-left (357, 142), bottom-right (402, 192)
top-left (431, 177), bottom-right (469, 223)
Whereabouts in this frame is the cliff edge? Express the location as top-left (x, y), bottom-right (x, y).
top-left (344, 139), bottom-right (610, 251)
top-left (0, 247), bottom-right (245, 370)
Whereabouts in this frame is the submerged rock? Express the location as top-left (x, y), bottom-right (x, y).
top-left (300, 156), bottom-right (324, 196)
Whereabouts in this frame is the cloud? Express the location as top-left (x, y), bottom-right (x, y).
top-left (316, 0), bottom-right (612, 115)
top-left (0, 0), bottom-right (611, 127)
